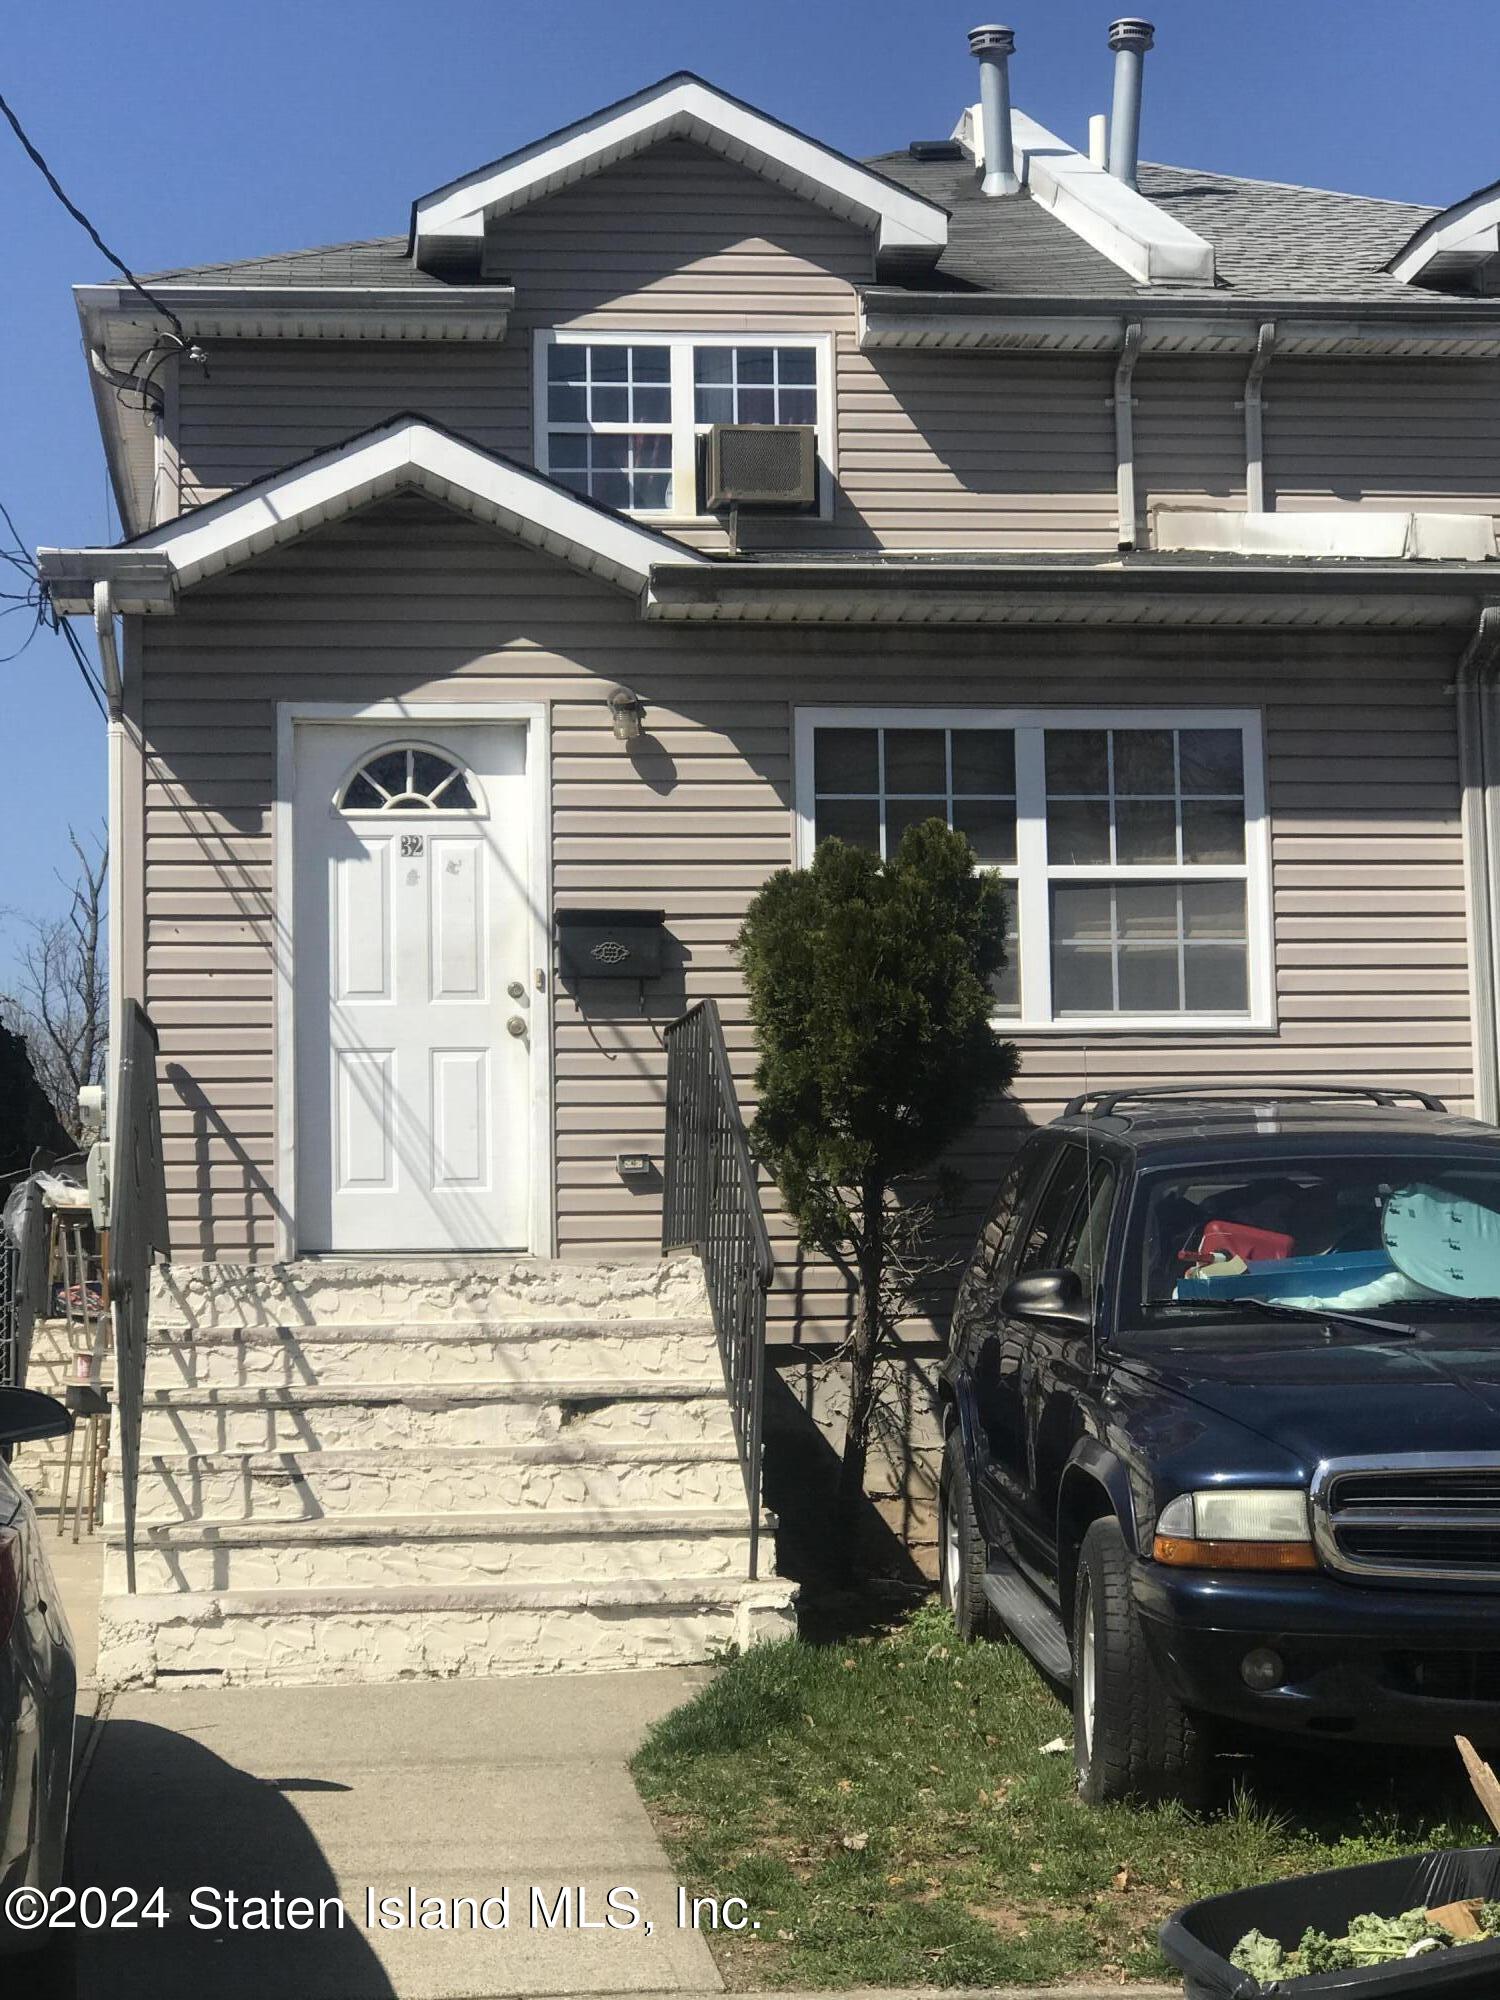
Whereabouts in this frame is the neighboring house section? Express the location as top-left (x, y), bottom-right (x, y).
top-left (33, 37), bottom-right (1500, 1677)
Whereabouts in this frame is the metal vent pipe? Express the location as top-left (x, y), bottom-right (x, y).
top-left (968, 25), bottom-right (1019, 197)
top-left (1106, 18), bottom-right (1155, 187)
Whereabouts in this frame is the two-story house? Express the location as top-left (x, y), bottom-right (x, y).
top-left (38, 24), bottom-right (1500, 1685)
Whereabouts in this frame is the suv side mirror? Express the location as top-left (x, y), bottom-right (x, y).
top-left (1002, 1269), bottom-right (1091, 1329)
top-left (0, 1389), bottom-right (73, 1447)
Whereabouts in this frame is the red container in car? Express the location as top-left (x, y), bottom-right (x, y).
top-left (1189, 1219), bottom-right (1296, 1266)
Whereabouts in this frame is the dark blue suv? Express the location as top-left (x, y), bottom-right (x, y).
top-left (939, 1084), bottom-right (1500, 1805)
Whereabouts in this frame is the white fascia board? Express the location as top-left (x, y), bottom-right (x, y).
top-left (75, 283), bottom-right (514, 343)
top-left (413, 77), bottom-right (947, 273)
top-left (44, 420), bottom-right (707, 611)
top-left (1390, 187), bottom-right (1500, 283)
top-left (1005, 109), bottom-right (1215, 287)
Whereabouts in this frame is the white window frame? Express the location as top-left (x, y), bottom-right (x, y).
top-left (793, 705), bottom-right (1275, 1034)
top-left (533, 328), bottom-right (836, 523)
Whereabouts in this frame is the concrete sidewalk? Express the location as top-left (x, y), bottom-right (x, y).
top-left (69, 1669), bottom-right (722, 1999)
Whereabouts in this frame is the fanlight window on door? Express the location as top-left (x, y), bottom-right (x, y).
top-left (336, 746), bottom-right (480, 814)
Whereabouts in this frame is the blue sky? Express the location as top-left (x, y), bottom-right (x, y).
top-left (3, 0), bottom-right (1498, 978)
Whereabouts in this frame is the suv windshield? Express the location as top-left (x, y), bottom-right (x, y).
top-left (1127, 1153), bottom-right (1500, 1329)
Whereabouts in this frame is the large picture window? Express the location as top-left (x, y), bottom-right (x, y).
top-left (536, 331), bottom-right (833, 519)
top-left (795, 708), bottom-right (1272, 1031)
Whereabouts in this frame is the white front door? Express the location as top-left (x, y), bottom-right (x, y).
top-left (293, 722), bottom-right (533, 1253)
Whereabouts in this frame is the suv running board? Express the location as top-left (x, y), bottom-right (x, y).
top-left (982, 1559), bottom-right (1073, 1686)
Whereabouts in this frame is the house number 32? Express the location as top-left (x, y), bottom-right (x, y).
top-left (401, 835), bottom-right (424, 857)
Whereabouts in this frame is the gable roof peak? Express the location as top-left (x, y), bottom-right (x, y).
top-left (409, 70), bottom-right (948, 281)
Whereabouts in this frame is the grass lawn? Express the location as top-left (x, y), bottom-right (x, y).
top-left (632, 1605), bottom-right (1489, 1990)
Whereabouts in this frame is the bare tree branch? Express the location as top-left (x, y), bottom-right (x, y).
top-left (1, 823), bottom-right (108, 1138)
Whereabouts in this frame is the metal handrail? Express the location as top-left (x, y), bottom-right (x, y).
top-left (109, 1001), bottom-right (170, 1592)
top-left (662, 999), bottom-right (772, 1579)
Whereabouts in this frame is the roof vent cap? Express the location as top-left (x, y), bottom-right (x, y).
top-left (1107, 17), bottom-right (1155, 53)
top-left (967, 23), bottom-right (1019, 198)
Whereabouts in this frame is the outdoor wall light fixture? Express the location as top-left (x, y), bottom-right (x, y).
top-left (607, 685), bottom-right (646, 742)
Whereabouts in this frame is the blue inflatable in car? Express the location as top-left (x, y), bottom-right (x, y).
top-left (1382, 1182), bottom-right (1500, 1298)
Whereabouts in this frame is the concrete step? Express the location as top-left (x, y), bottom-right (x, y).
top-left (152, 1255), bottom-right (709, 1330)
top-left (129, 1439), bottom-right (749, 1524)
top-left (97, 1576), bottom-right (799, 1688)
top-left (106, 1507), bottom-right (757, 1594)
top-left (143, 1319), bottom-right (721, 1391)
top-left (138, 1380), bottom-right (735, 1455)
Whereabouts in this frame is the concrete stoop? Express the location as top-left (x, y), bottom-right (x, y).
top-left (98, 1255), bottom-right (795, 1689)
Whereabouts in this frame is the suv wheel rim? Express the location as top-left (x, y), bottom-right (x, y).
top-left (943, 1487), bottom-right (961, 1605)
top-left (1078, 1582), bottom-right (1096, 1760)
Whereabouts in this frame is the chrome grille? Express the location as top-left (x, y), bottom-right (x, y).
top-left (1312, 1454), bottom-right (1500, 1585)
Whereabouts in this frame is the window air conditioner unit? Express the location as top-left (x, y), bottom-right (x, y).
top-left (703, 424), bottom-right (818, 511)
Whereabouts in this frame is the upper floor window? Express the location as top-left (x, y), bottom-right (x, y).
top-left (794, 707), bottom-right (1272, 1033)
top-left (536, 331), bottom-right (832, 520)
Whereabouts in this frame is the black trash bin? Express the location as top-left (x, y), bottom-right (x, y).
top-left (1160, 1847), bottom-right (1500, 1998)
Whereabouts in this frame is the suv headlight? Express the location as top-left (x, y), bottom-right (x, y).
top-left (1153, 1489), bottom-right (1316, 1571)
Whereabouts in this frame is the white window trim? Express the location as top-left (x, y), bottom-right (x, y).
top-left (533, 328), bottom-right (836, 523)
top-left (793, 705), bottom-right (1275, 1035)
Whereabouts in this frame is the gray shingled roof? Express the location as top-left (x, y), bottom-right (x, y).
top-left (141, 151), bottom-right (1459, 307)
top-left (143, 236), bottom-right (450, 288)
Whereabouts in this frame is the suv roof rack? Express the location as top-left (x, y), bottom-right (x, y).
top-left (1063, 1083), bottom-right (1450, 1119)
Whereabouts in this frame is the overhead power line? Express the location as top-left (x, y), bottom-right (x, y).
top-left (0, 497), bottom-right (107, 713)
top-left (0, 87), bottom-right (187, 344)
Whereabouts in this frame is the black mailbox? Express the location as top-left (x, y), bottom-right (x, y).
top-left (556, 908), bottom-right (666, 981)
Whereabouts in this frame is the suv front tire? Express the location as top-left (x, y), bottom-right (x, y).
top-left (1073, 1516), bottom-right (1209, 1805)
top-left (940, 1429), bottom-right (994, 1643)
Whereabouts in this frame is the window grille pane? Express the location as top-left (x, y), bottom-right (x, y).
top-left (547, 382), bottom-right (586, 424)
top-left (342, 773), bottom-right (383, 810)
top-left (548, 432), bottom-right (588, 469)
top-left (1184, 943), bottom-right (1249, 1012)
top-left (634, 473), bottom-right (672, 510)
top-left (591, 346), bottom-right (628, 382)
top-left (1118, 944), bottom-right (1180, 1012)
top-left (634, 385), bottom-right (672, 424)
top-left (814, 728), bottom-right (878, 793)
top-left (593, 470), bottom-right (631, 509)
top-left (366, 751), bottom-right (407, 796)
top-left (1053, 945), bottom-right (1115, 1013)
top-left (779, 389), bottom-right (817, 426)
top-left (435, 771), bottom-right (476, 810)
top-left (1052, 883), bottom-right (1113, 942)
top-left (779, 347), bottom-right (817, 385)
top-left (635, 346), bottom-right (671, 381)
top-left (1181, 797), bottom-right (1246, 864)
top-left (694, 384), bottom-right (734, 426)
top-left (1115, 797), bottom-right (1178, 863)
top-left (738, 387), bottom-right (776, 425)
top-left (1116, 882), bottom-right (1180, 938)
top-left (592, 384), bottom-right (629, 423)
top-left (815, 798), bottom-right (879, 850)
top-left (694, 348), bottom-right (733, 385)
top-left (1179, 728), bottom-right (1244, 795)
top-left (410, 750), bottom-right (457, 796)
top-left (1113, 728), bottom-right (1176, 794)
top-left (951, 729), bottom-right (1015, 795)
top-left (1048, 797), bottom-right (1111, 864)
top-left (952, 797), bottom-right (1017, 865)
top-left (1046, 729), bottom-right (1109, 794)
top-left (1181, 880), bottom-right (1246, 938)
top-left (886, 798), bottom-right (946, 853)
top-left (884, 729), bottom-right (945, 793)
top-left (739, 348), bottom-right (776, 384)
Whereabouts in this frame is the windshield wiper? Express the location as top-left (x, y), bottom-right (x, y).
top-left (1216, 1296), bottom-right (1419, 1339)
top-left (1146, 1295), bottom-right (1419, 1338)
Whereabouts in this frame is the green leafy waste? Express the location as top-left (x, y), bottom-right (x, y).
top-left (1232, 1901), bottom-right (1500, 1981)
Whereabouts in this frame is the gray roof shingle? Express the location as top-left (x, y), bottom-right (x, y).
top-left (140, 150), bottom-right (1469, 309)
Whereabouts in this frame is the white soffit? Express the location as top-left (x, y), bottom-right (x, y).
top-left (953, 104), bottom-right (1215, 287)
top-left (40, 419), bottom-right (707, 610)
top-left (412, 74), bottom-right (948, 278)
top-left (1154, 508), bottom-right (1498, 562)
top-left (1389, 184), bottom-right (1500, 287)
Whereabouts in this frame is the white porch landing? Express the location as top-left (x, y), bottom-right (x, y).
top-left (98, 1255), bottom-right (794, 1688)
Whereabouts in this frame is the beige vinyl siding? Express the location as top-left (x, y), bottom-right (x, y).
top-left (1266, 360), bottom-right (1500, 529)
top-left (136, 496), bottom-right (1475, 1337)
top-left (1135, 358), bottom-right (1248, 523)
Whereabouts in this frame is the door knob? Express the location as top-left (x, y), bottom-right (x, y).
top-left (506, 980), bottom-right (526, 1001)
top-left (506, 1015), bottom-right (528, 1039)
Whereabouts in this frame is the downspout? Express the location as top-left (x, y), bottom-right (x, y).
top-left (1112, 321), bottom-right (1143, 550)
top-left (1241, 320), bottom-right (1277, 514)
top-left (1456, 603), bottom-right (1500, 1122)
top-left (95, 581), bottom-right (124, 1144)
